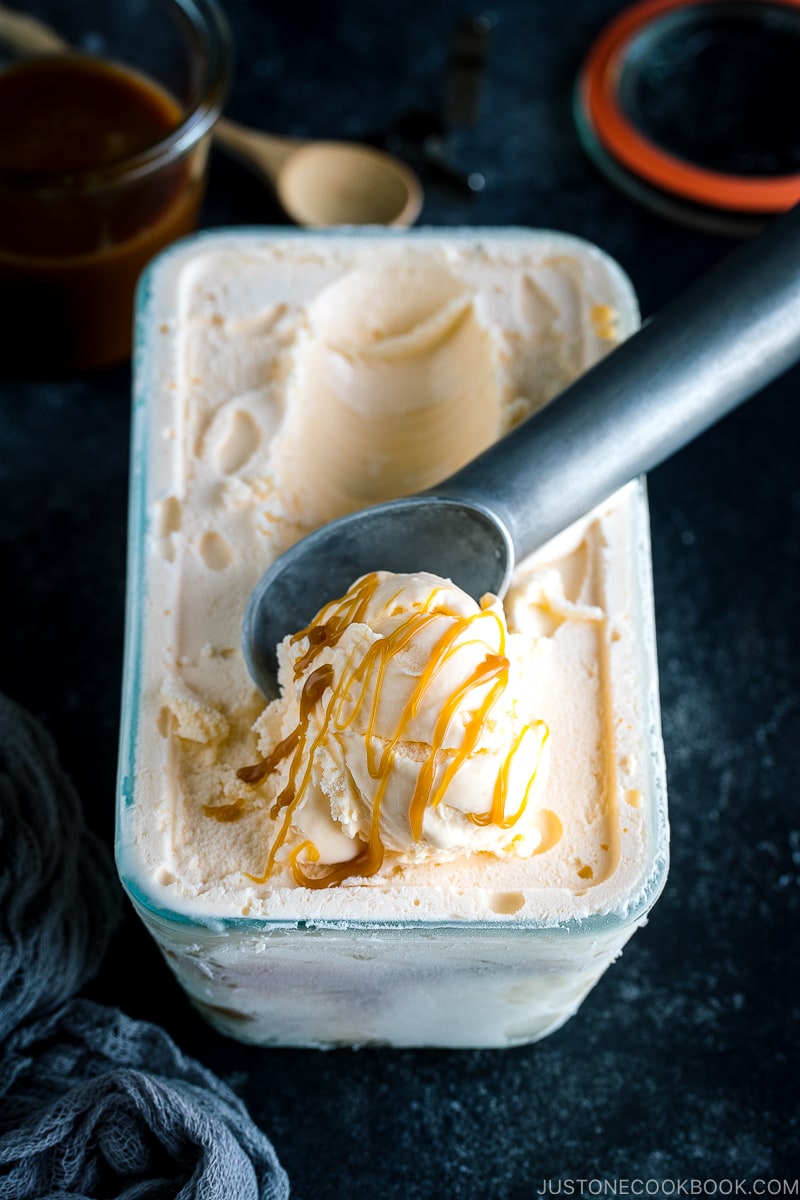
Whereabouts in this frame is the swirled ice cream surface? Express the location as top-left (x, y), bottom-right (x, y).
top-left (125, 229), bottom-right (666, 926)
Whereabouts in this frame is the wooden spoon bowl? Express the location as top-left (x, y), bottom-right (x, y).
top-left (214, 118), bottom-right (423, 228)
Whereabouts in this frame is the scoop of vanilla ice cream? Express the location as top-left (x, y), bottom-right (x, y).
top-left (250, 571), bottom-right (550, 885)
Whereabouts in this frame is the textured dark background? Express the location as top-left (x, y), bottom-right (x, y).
top-left (1, 1), bottom-right (799, 1195)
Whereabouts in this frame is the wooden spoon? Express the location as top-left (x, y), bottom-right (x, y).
top-left (214, 117), bottom-right (424, 228)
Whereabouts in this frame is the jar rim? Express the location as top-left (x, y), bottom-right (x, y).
top-left (577, 0), bottom-right (800, 215)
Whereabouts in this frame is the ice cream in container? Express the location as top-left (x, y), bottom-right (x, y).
top-left (119, 205), bottom-right (800, 1045)
top-left (117, 225), bottom-right (672, 1048)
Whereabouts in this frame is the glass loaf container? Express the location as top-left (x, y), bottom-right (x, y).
top-left (116, 227), bottom-right (669, 1049)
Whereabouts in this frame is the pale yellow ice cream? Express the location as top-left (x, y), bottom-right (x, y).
top-left (244, 570), bottom-right (551, 886)
top-left (133, 232), bottom-right (650, 923)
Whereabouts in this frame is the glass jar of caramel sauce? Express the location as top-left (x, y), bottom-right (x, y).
top-left (0, 0), bottom-right (229, 374)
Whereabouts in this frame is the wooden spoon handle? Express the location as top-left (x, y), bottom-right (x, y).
top-left (0, 6), bottom-right (68, 53)
top-left (213, 117), bottom-right (305, 184)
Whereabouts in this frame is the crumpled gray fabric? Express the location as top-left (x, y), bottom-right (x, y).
top-left (0, 998), bottom-right (289, 1199)
top-left (0, 692), bottom-right (122, 1040)
top-left (0, 693), bottom-right (290, 1199)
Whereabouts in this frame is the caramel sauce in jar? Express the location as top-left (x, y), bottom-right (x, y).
top-left (0, 55), bottom-right (209, 373)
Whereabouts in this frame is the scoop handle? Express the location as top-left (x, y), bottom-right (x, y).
top-left (433, 203), bottom-right (800, 559)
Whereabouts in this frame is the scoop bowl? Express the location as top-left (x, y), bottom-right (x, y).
top-left (243, 496), bottom-right (512, 700)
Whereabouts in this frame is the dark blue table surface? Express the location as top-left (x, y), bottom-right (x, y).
top-left (1, 2), bottom-right (798, 1195)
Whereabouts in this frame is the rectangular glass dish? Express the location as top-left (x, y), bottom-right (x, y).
top-left (116, 227), bottom-right (669, 1048)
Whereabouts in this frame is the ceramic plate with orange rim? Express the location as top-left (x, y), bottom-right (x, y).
top-left (576, 0), bottom-right (800, 233)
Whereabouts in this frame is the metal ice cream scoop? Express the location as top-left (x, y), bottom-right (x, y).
top-left (243, 203), bottom-right (800, 699)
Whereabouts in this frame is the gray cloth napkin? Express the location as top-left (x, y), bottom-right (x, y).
top-left (0, 692), bottom-right (290, 1199)
top-left (0, 692), bottom-right (121, 1041)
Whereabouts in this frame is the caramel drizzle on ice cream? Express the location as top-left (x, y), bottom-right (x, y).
top-left (289, 571), bottom-right (381, 678)
top-left (240, 573), bottom-right (547, 889)
top-left (237, 663), bottom-right (334, 802)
